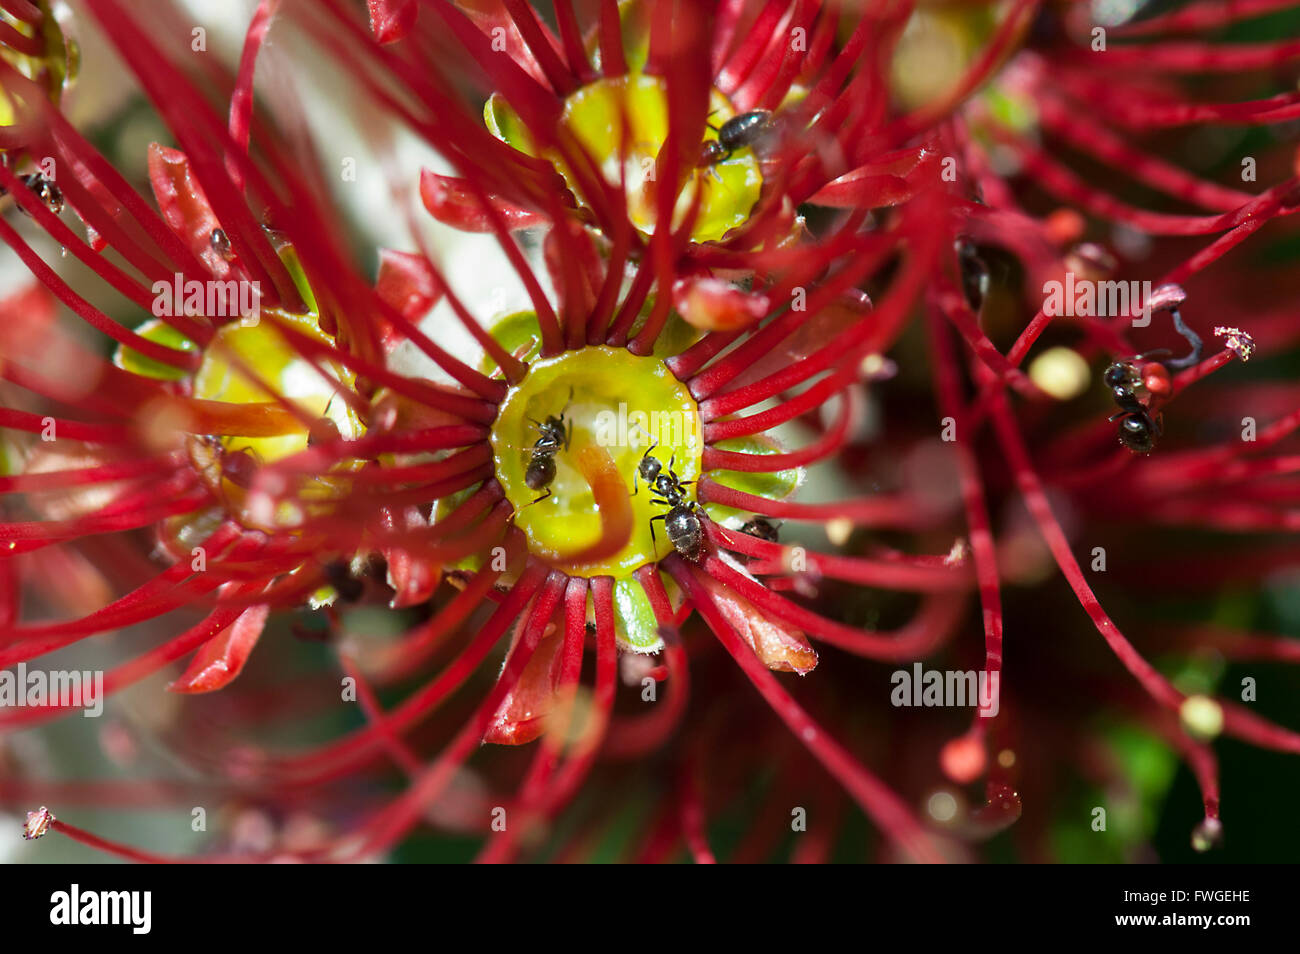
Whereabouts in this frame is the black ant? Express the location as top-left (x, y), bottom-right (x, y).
top-left (955, 239), bottom-right (990, 313)
top-left (1105, 361), bottom-right (1161, 453)
top-left (307, 394), bottom-right (345, 448)
top-left (739, 516), bottom-right (781, 543)
top-left (737, 516), bottom-right (780, 564)
top-left (523, 390), bottom-right (573, 501)
top-left (633, 443), bottom-right (705, 561)
top-left (1106, 303), bottom-right (1202, 454)
top-left (8, 172), bottom-right (64, 216)
top-left (307, 416), bottom-right (341, 447)
top-left (321, 553), bottom-right (390, 604)
top-left (210, 228), bottom-right (235, 261)
top-left (698, 109), bottom-right (773, 167)
top-left (323, 558), bottom-right (365, 602)
top-left (195, 434), bottom-right (260, 488)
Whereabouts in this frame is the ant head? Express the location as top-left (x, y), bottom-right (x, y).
top-left (531, 415), bottom-right (562, 440)
top-left (638, 445), bottom-right (662, 480)
top-left (1103, 362), bottom-right (1135, 389)
top-left (698, 140), bottom-right (728, 166)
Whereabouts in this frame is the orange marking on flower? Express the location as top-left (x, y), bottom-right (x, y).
top-left (141, 397), bottom-right (305, 439)
top-left (549, 443), bottom-right (633, 566)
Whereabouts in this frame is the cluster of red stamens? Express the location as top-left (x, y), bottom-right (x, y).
top-left (0, 0), bottom-right (1299, 864)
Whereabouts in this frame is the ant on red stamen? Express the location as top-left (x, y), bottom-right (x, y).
top-left (1106, 290), bottom-right (1201, 454)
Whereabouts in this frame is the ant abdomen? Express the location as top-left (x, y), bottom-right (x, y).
top-left (525, 453), bottom-right (556, 491)
top-left (1118, 415), bottom-right (1156, 453)
top-left (665, 506), bottom-right (703, 562)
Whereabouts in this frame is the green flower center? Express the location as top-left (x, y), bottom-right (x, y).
top-left (486, 74), bottom-right (763, 243)
top-left (490, 346), bottom-right (702, 577)
top-left (117, 303), bottom-right (363, 531)
top-left (191, 310), bottom-right (362, 466)
top-left (189, 311), bottom-right (364, 528)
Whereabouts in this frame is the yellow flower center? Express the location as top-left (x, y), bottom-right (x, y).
top-left (490, 346), bottom-right (703, 577)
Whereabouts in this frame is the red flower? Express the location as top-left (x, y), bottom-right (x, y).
top-left (1, 0), bottom-right (1299, 864)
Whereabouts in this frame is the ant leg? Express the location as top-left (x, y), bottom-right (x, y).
top-left (559, 386), bottom-right (575, 451)
top-left (509, 490), bottom-right (545, 522)
top-left (1164, 308), bottom-right (1203, 371)
top-left (648, 514), bottom-right (666, 555)
top-left (512, 489), bottom-right (552, 520)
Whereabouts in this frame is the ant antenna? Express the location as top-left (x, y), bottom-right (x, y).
top-left (630, 424), bottom-right (661, 497)
top-left (630, 420), bottom-right (657, 455)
